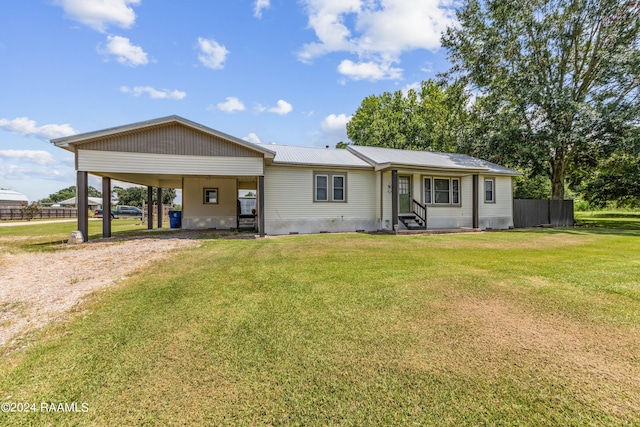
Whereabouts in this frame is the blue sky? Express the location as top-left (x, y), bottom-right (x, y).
top-left (0, 0), bottom-right (457, 201)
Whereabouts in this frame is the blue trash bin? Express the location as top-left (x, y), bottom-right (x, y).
top-left (168, 210), bottom-right (182, 228)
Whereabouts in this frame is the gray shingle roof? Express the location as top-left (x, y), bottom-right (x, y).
top-left (269, 145), bottom-right (372, 168)
top-left (347, 145), bottom-right (521, 175)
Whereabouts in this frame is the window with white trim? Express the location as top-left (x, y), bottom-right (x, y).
top-left (315, 175), bottom-right (328, 201)
top-left (423, 177), bottom-right (461, 206)
top-left (332, 175), bottom-right (345, 201)
top-left (314, 172), bottom-right (347, 202)
top-left (484, 178), bottom-right (495, 203)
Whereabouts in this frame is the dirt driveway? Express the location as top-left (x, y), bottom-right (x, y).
top-left (0, 235), bottom-right (201, 348)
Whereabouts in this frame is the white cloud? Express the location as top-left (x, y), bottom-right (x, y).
top-left (0, 150), bottom-right (57, 165)
top-left (254, 0), bottom-right (270, 18)
top-left (420, 61), bottom-right (434, 74)
top-left (0, 117), bottom-right (78, 140)
top-left (217, 97), bottom-right (245, 112)
top-left (57, 0), bottom-right (141, 33)
top-left (101, 35), bottom-right (148, 66)
top-left (197, 37), bottom-right (229, 70)
top-left (337, 59), bottom-right (402, 81)
top-left (297, 0), bottom-right (360, 63)
top-left (401, 81), bottom-right (421, 95)
top-left (268, 100), bottom-right (293, 115)
top-left (298, 0), bottom-right (457, 81)
top-left (120, 86), bottom-right (186, 100)
top-left (243, 132), bottom-right (262, 144)
top-left (321, 113), bottom-right (351, 139)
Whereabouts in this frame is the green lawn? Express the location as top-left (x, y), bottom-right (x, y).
top-left (575, 210), bottom-right (640, 230)
top-left (1, 220), bottom-right (639, 425)
top-left (0, 219), bottom-right (156, 252)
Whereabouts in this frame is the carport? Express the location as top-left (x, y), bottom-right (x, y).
top-left (51, 116), bottom-right (274, 241)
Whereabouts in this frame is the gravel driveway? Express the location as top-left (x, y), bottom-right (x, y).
top-left (0, 235), bottom-right (201, 348)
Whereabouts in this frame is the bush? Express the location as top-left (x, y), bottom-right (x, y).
top-left (21, 202), bottom-right (42, 221)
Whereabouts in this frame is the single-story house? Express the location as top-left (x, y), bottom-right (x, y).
top-left (51, 115), bottom-right (521, 241)
top-left (0, 189), bottom-right (29, 207)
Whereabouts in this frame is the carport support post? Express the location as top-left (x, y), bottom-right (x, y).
top-left (77, 171), bottom-right (89, 242)
top-left (157, 188), bottom-right (163, 229)
top-left (147, 186), bottom-right (153, 230)
top-left (102, 177), bottom-right (111, 238)
top-left (472, 174), bottom-right (479, 229)
top-left (258, 175), bottom-right (265, 237)
top-left (391, 169), bottom-right (398, 234)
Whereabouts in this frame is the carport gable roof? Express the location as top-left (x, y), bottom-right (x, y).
top-left (50, 115), bottom-right (275, 159)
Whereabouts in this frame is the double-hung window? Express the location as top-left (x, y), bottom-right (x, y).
top-left (314, 172), bottom-right (347, 202)
top-left (332, 175), bottom-right (345, 201)
top-left (484, 178), bottom-right (495, 203)
top-left (315, 175), bottom-right (329, 201)
top-left (424, 177), bottom-right (460, 206)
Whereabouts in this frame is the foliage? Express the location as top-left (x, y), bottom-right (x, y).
top-left (335, 141), bottom-right (348, 149)
top-left (38, 186), bottom-right (102, 204)
top-left (581, 152), bottom-right (640, 208)
top-left (513, 173), bottom-right (552, 199)
top-left (347, 79), bottom-right (471, 152)
top-left (113, 186), bottom-right (177, 206)
top-left (441, 0), bottom-right (640, 199)
top-left (20, 202), bottom-right (42, 221)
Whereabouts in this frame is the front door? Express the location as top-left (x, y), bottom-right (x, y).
top-left (398, 176), bottom-right (411, 213)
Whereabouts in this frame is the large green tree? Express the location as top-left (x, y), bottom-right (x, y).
top-left (113, 186), bottom-right (177, 207)
top-left (39, 185), bottom-right (101, 204)
top-left (346, 80), bottom-right (471, 152)
top-left (442, 0), bottom-right (640, 199)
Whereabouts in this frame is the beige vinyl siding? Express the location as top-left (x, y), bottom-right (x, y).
top-left (423, 175), bottom-right (473, 228)
top-left (264, 165), bottom-right (376, 234)
top-left (375, 171), bottom-right (382, 229)
top-left (380, 171), bottom-right (475, 230)
top-left (182, 177), bottom-right (237, 229)
top-left (381, 171), bottom-right (393, 229)
top-left (77, 149), bottom-right (263, 176)
top-left (479, 175), bottom-right (514, 228)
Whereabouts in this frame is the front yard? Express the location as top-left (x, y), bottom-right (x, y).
top-left (1, 218), bottom-right (639, 425)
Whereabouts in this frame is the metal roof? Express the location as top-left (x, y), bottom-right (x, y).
top-left (0, 189), bottom-right (29, 202)
top-left (348, 145), bottom-right (522, 175)
top-left (269, 145), bottom-right (372, 168)
top-left (58, 197), bottom-right (109, 206)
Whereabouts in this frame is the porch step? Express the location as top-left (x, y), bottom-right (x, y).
top-left (399, 214), bottom-right (425, 230)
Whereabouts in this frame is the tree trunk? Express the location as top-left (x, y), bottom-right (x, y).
top-left (550, 159), bottom-right (567, 200)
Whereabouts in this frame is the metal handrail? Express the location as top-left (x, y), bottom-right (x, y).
top-left (412, 199), bottom-right (427, 229)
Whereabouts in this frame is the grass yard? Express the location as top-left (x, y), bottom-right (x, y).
top-left (1, 220), bottom-right (639, 425)
top-left (0, 219), bottom-right (154, 252)
top-left (575, 210), bottom-right (640, 230)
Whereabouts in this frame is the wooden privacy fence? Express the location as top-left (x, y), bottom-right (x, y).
top-left (0, 207), bottom-right (77, 221)
top-left (513, 199), bottom-right (574, 228)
